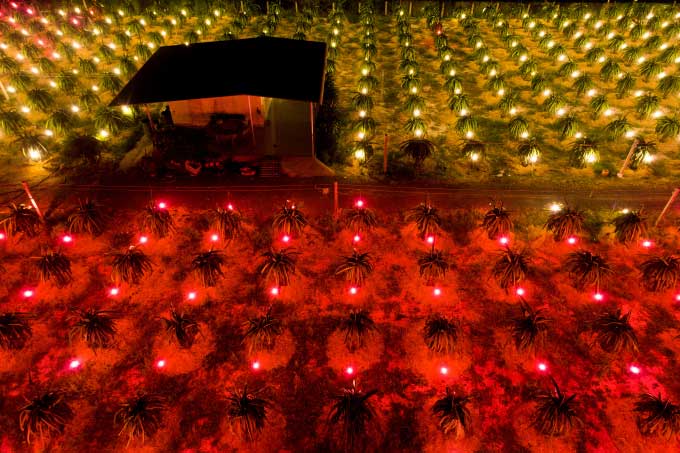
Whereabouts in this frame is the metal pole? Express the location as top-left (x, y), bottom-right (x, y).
top-left (22, 181), bottom-right (44, 220)
top-left (617, 138), bottom-right (639, 178)
top-left (655, 188), bottom-right (680, 227)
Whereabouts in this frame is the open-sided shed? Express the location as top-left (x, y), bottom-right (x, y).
top-left (110, 37), bottom-right (327, 164)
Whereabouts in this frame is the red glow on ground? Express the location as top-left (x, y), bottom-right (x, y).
top-left (537, 362), bottom-right (548, 372)
top-left (353, 234), bottom-right (361, 243)
top-left (349, 287), bottom-right (358, 295)
top-left (499, 236), bottom-right (509, 245)
top-left (0, 232), bottom-right (5, 240)
top-left (629, 365), bottom-right (641, 375)
top-left (567, 236), bottom-right (577, 245)
top-left (22, 289), bottom-right (34, 298)
top-left (139, 236), bottom-right (148, 244)
top-left (187, 291), bottom-right (197, 300)
top-left (594, 292), bottom-right (604, 301)
top-left (345, 366), bottom-right (354, 375)
top-left (516, 287), bottom-right (525, 296)
top-left (642, 240), bottom-right (653, 248)
top-left (155, 359), bottom-right (166, 369)
top-left (157, 202), bottom-right (167, 209)
top-left (282, 235), bottom-right (290, 243)
top-left (210, 234), bottom-right (219, 242)
top-left (355, 199), bottom-right (364, 208)
top-left (440, 366), bottom-right (448, 375)
top-left (675, 294), bottom-right (680, 302)
top-left (227, 203), bottom-right (234, 210)
top-left (252, 361), bottom-right (261, 370)
top-left (433, 288), bottom-right (442, 296)
top-left (270, 287), bottom-right (279, 296)
top-left (426, 235), bottom-right (435, 244)
top-left (61, 234), bottom-right (73, 244)
top-left (108, 287), bottom-right (119, 296)
top-left (68, 359), bottom-right (81, 370)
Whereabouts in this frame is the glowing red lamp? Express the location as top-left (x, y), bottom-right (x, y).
top-left (187, 291), bottom-right (197, 300)
top-left (349, 287), bottom-right (358, 295)
top-left (499, 236), bottom-right (509, 245)
top-left (629, 364), bottom-right (641, 375)
top-left (22, 289), bottom-right (34, 298)
top-left (594, 292), bottom-right (604, 301)
top-left (516, 287), bottom-right (525, 296)
top-left (270, 287), bottom-right (279, 296)
top-left (353, 234), bottom-right (361, 243)
top-left (345, 366), bottom-right (354, 376)
top-left (139, 235), bottom-right (148, 244)
top-left (157, 201), bottom-right (167, 209)
top-left (0, 232), bottom-right (6, 240)
top-left (155, 359), bottom-right (166, 369)
top-left (440, 366), bottom-right (448, 375)
top-left (108, 287), bottom-right (119, 296)
top-left (537, 362), bottom-right (548, 372)
top-left (227, 203), bottom-right (234, 211)
top-left (433, 288), bottom-right (442, 296)
top-left (355, 199), bottom-right (365, 208)
top-left (567, 236), bottom-right (577, 245)
top-left (251, 360), bottom-right (261, 370)
top-left (68, 359), bottom-right (82, 370)
top-left (281, 235), bottom-right (291, 243)
top-left (210, 233), bottom-right (219, 242)
top-left (642, 240), bottom-right (653, 248)
top-left (26, 8), bottom-right (34, 15)
top-left (426, 235), bottom-right (435, 244)
top-left (71, 18), bottom-right (79, 25)
top-left (675, 294), bottom-right (680, 302)
top-left (61, 234), bottom-right (73, 244)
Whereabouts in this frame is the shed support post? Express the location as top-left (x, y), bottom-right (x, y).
top-left (310, 102), bottom-right (315, 157)
top-left (247, 96), bottom-right (256, 148)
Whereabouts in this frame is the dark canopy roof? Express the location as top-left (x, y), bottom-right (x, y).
top-left (109, 37), bottom-right (326, 106)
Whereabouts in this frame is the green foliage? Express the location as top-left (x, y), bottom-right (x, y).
top-left (78, 89), bottom-right (101, 112)
top-left (633, 393), bottom-right (680, 438)
top-left (109, 247), bottom-right (152, 284)
top-left (258, 248), bottom-right (298, 286)
top-left (657, 75), bottom-right (680, 98)
top-left (432, 388), bottom-right (472, 438)
top-left (272, 205), bottom-right (307, 236)
top-left (572, 74), bottom-right (595, 96)
top-left (636, 94), bottom-right (660, 119)
top-left (508, 116), bottom-right (529, 139)
top-left (569, 139), bottom-right (599, 168)
top-left (639, 59), bottom-right (663, 81)
top-left (482, 203), bottom-right (512, 240)
top-left (455, 115), bottom-right (478, 136)
top-left (399, 138), bottom-right (435, 171)
top-left (191, 250), bottom-right (225, 287)
top-left (227, 386), bottom-right (269, 442)
top-left (142, 204), bottom-right (173, 238)
top-left (94, 106), bottom-right (128, 134)
top-left (0, 312), bottom-right (33, 350)
top-left (613, 210), bottom-right (647, 243)
top-left (19, 392), bottom-right (73, 444)
top-left (0, 109), bottom-right (28, 135)
top-left (656, 116), bottom-right (680, 141)
top-left (46, 109), bottom-right (76, 135)
top-left (448, 94), bottom-right (470, 113)
top-left (336, 250), bottom-right (373, 286)
top-left (69, 309), bottom-right (117, 349)
top-left (530, 75), bottom-right (548, 94)
top-left (616, 73), bottom-right (636, 98)
top-left (339, 310), bottom-right (377, 352)
top-left (163, 308), bottom-right (199, 348)
top-left (115, 394), bottom-right (165, 446)
top-left (60, 135), bottom-right (102, 166)
top-left (35, 250), bottom-right (72, 287)
top-left (565, 251), bottom-right (612, 289)
top-left (444, 75), bottom-right (463, 95)
top-left (242, 307), bottom-right (282, 354)
top-left (328, 381), bottom-right (378, 451)
top-left (100, 72), bottom-right (123, 94)
top-left (517, 138), bottom-right (541, 166)
top-left (493, 247), bottom-right (530, 289)
top-left (26, 89), bottom-right (54, 113)
top-left (511, 300), bottom-right (550, 351)
top-left (547, 209), bottom-right (586, 244)
top-left (423, 314), bottom-right (459, 354)
top-left (592, 308), bottom-right (639, 354)
top-left (605, 116), bottom-right (632, 140)
top-left (55, 71), bottom-right (78, 95)
top-left (639, 255), bottom-right (680, 292)
top-left (543, 93), bottom-right (566, 114)
top-left (0, 203), bottom-right (41, 237)
top-left (556, 114), bottom-right (581, 139)
top-left (531, 377), bottom-right (580, 436)
top-left (589, 95), bottom-right (609, 119)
